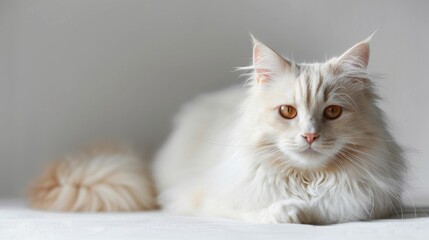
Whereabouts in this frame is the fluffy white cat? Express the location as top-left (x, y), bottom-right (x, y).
top-left (28, 36), bottom-right (405, 224)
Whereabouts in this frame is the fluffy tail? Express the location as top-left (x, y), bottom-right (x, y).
top-left (27, 146), bottom-right (158, 212)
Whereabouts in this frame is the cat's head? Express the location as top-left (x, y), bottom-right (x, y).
top-left (243, 35), bottom-right (381, 170)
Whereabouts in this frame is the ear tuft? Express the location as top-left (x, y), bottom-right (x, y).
top-left (251, 36), bottom-right (291, 84)
top-left (338, 34), bottom-right (375, 69)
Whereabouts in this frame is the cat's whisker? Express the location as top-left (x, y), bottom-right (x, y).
top-left (342, 149), bottom-right (405, 215)
top-left (342, 136), bottom-right (397, 142)
top-left (338, 152), bottom-right (403, 218)
top-left (340, 148), bottom-right (402, 182)
top-left (341, 145), bottom-right (404, 168)
top-left (341, 141), bottom-right (404, 159)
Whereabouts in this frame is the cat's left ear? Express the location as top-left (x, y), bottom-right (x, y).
top-left (337, 35), bottom-right (374, 69)
top-left (252, 36), bottom-right (292, 84)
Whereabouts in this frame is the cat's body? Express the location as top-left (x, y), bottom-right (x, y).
top-left (28, 36), bottom-right (405, 224)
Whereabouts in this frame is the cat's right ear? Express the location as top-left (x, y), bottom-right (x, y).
top-left (337, 34), bottom-right (373, 70)
top-left (252, 36), bottom-right (291, 84)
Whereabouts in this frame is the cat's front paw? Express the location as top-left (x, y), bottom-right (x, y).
top-left (259, 200), bottom-right (310, 224)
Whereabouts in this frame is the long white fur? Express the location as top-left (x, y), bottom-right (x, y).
top-left (153, 36), bottom-right (405, 224)
top-left (28, 36), bottom-right (405, 224)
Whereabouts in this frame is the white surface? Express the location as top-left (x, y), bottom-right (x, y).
top-left (1, 0), bottom-right (428, 205)
top-left (1, 200), bottom-right (428, 240)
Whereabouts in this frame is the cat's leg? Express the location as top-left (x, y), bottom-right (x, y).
top-left (161, 186), bottom-right (312, 224)
top-left (242, 199), bottom-right (311, 224)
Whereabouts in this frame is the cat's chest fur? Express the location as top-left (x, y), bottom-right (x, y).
top-left (196, 151), bottom-right (368, 224)
top-left (247, 160), bottom-right (362, 203)
top-left (240, 158), bottom-right (376, 222)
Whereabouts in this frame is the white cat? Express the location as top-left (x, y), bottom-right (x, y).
top-left (28, 36), bottom-right (405, 224)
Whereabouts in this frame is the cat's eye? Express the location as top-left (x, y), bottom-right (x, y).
top-left (279, 105), bottom-right (297, 119)
top-left (324, 105), bottom-right (342, 120)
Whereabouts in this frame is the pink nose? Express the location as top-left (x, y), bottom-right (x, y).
top-left (302, 133), bottom-right (320, 144)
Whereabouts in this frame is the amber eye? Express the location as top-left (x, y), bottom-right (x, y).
top-left (324, 105), bottom-right (342, 120)
top-left (279, 105), bottom-right (297, 119)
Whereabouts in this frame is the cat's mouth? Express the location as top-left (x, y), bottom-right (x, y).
top-left (301, 147), bottom-right (319, 155)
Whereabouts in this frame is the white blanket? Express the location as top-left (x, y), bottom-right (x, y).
top-left (1, 199), bottom-right (428, 240)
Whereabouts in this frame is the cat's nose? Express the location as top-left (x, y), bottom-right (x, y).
top-left (302, 133), bottom-right (320, 144)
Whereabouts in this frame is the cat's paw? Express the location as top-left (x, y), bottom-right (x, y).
top-left (258, 199), bottom-right (310, 224)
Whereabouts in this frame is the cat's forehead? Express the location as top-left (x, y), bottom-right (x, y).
top-left (294, 64), bottom-right (329, 109)
top-left (294, 63), bottom-right (330, 98)
top-left (288, 63), bottom-right (334, 105)
top-left (264, 61), bottom-right (345, 111)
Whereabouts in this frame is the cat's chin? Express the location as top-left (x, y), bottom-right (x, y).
top-left (282, 149), bottom-right (331, 170)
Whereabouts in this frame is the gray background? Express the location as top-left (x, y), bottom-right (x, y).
top-left (1, 0), bottom-right (428, 206)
